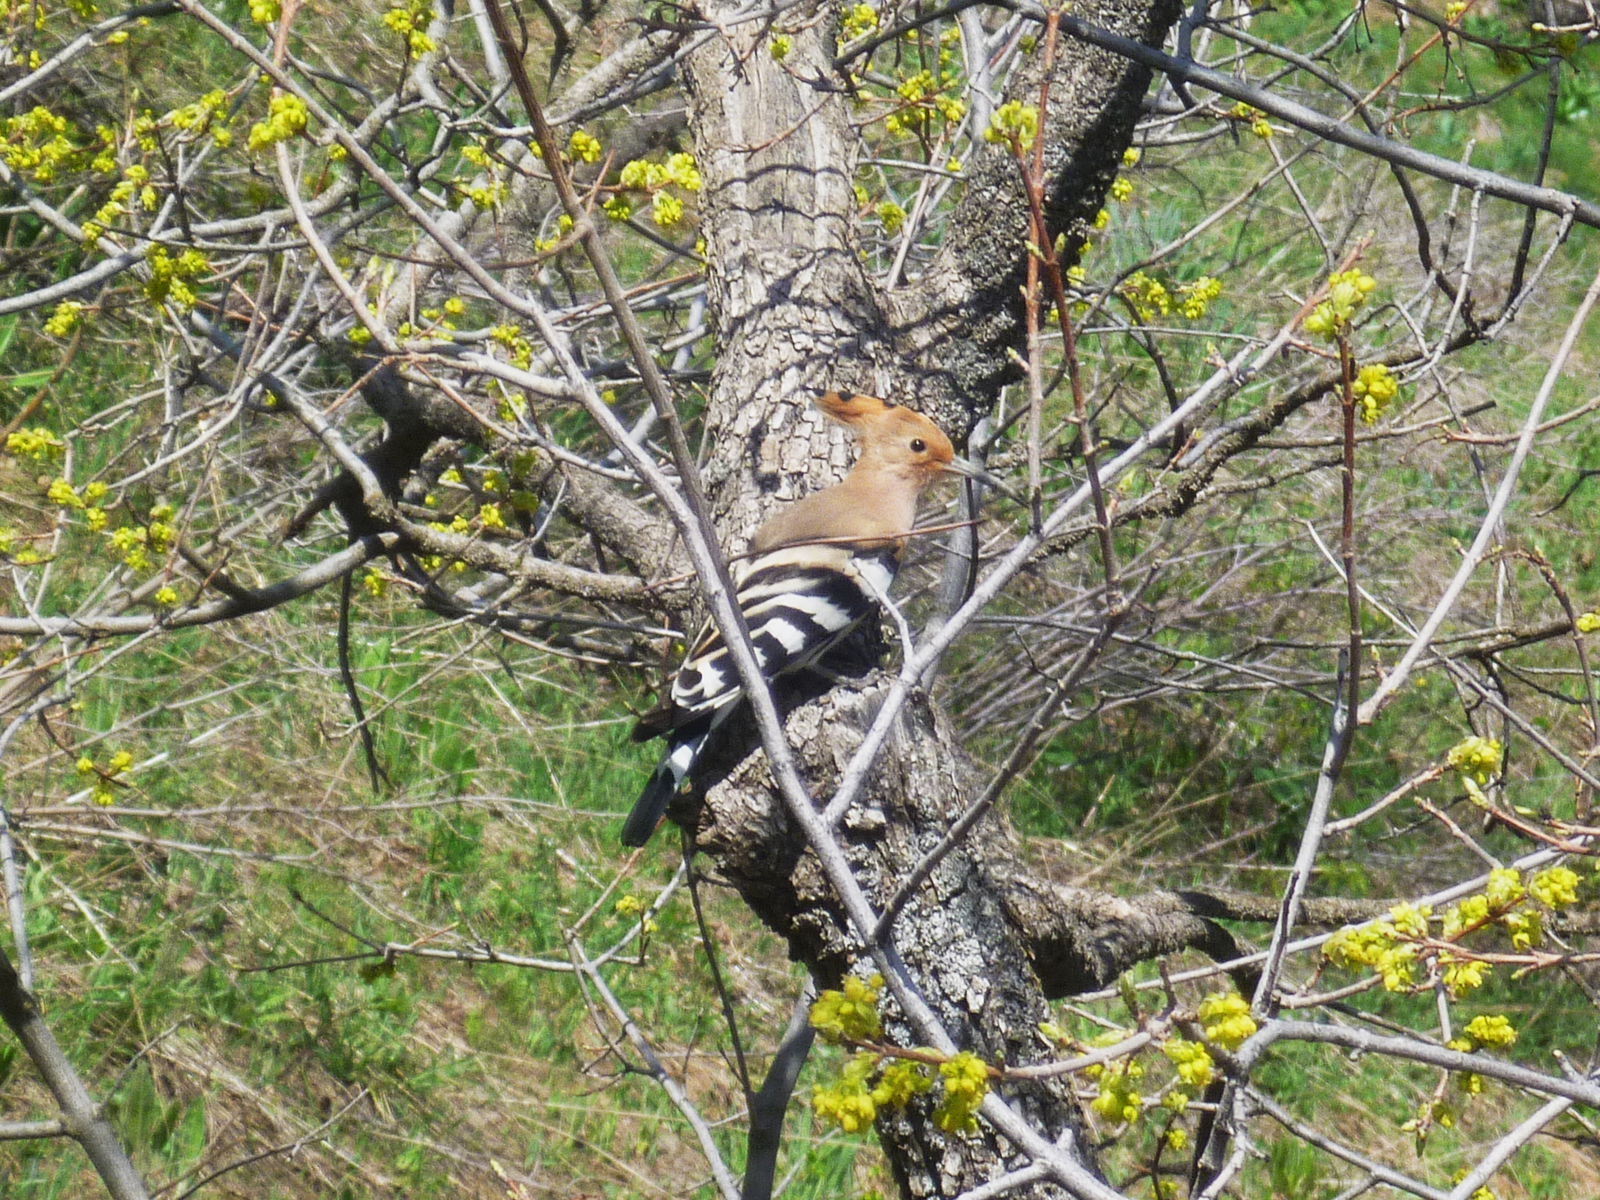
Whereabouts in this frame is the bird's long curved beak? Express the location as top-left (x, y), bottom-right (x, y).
top-left (946, 456), bottom-right (1017, 500)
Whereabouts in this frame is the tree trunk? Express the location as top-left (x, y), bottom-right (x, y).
top-left (675, 1), bottom-right (1186, 1193)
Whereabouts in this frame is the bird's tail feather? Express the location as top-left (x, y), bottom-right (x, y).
top-left (621, 728), bottom-right (710, 847)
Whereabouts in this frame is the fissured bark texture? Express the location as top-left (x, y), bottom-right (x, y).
top-left (681, 2), bottom-right (1184, 1194)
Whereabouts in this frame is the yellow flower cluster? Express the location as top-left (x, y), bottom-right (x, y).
top-left (64, 479), bottom-right (111, 526)
top-left (133, 110), bottom-right (159, 153)
top-left (807, 1010), bottom-right (989, 1134)
top-left (875, 199), bottom-right (905, 235)
top-left (248, 94), bottom-right (308, 152)
top-left (1577, 612), bottom-right (1600, 634)
top-left (0, 534), bottom-right (41, 564)
top-left (1351, 362), bottom-right (1399, 424)
top-left (1503, 908), bottom-right (1541, 952)
top-left (1110, 177), bottom-right (1133, 203)
top-left (1530, 865), bottom-right (1579, 908)
top-left (884, 70), bottom-right (964, 137)
top-left (78, 748), bottom-right (134, 806)
top-left (1453, 1014), bottom-right (1517, 1051)
top-left (769, 34), bottom-right (791, 60)
top-left (168, 89), bottom-right (230, 146)
top-left (110, 527), bottom-right (148, 569)
top-left (3, 105), bottom-right (85, 183)
top-left (619, 153), bottom-right (703, 194)
top-left (984, 101), bottom-right (1039, 155)
top-left (1484, 866), bottom-right (1524, 909)
top-left (652, 191), bottom-right (683, 228)
top-left (612, 893), bottom-right (658, 933)
top-left (44, 300), bottom-right (83, 336)
top-left (1197, 991), bottom-right (1257, 1049)
top-left (1447, 735), bottom-right (1502, 783)
top-left (1162, 1038), bottom-right (1215, 1090)
top-left (1087, 1058), bottom-right (1142, 1126)
top-left (1401, 1097), bottom-right (1458, 1147)
top-left (1326, 909), bottom-right (1422, 989)
top-left (144, 245), bottom-right (210, 310)
top-left (490, 323), bottom-right (533, 369)
top-left (1121, 272), bottom-right (1171, 321)
top-left (812, 1053), bottom-right (882, 1132)
top-left (88, 124), bottom-right (119, 173)
top-left (839, 2), bottom-right (878, 42)
top-left (810, 973), bottom-right (884, 1042)
top-left (1304, 269), bottom-right (1377, 341)
top-left (7, 427), bottom-right (65, 461)
top-left (383, 0), bottom-right (437, 56)
top-left (1440, 894), bottom-right (1489, 941)
top-left (812, 1052), bottom-right (934, 1133)
top-left (1389, 900), bottom-right (1430, 937)
top-left (1227, 102), bottom-right (1272, 138)
top-left (1179, 276), bottom-right (1223, 320)
top-left (124, 163), bottom-right (157, 211)
top-left (494, 387), bottom-right (528, 425)
top-left (611, 153), bottom-right (701, 229)
top-left (934, 1051), bottom-right (990, 1133)
top-left (1325, 864), bottom-right (1578, 1001)
top-left (65, 0), bottom-right (102, 16)
top-left (99, 501), bottom-right (174, 571)
top-left (465, 179), bottom-right (508, 212)
top-left (46, 478), bottom-right (82, 508)
top-left (568, 129), bottom-right (601, 163)
top-left (807, 976), bottom-right (991, 1136)
top-left (80, 161), bottom-right (158, 241)
top-left (1440, 953), bottom-right (1488, 996)
top-left (877, 1057), bottom-right (933, 1108)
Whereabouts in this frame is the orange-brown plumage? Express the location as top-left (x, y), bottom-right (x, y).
top-left (749, 392), bottom-right (958, 557)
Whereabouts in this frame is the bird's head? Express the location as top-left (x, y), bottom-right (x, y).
top-left (816, 391), bottom-right (956, 490)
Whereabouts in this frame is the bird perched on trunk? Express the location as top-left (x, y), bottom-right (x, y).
top-left (622, 391), bottom-right (989, 847)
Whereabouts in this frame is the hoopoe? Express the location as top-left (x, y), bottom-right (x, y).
top-left (622, 391), bottom-right (991, 847)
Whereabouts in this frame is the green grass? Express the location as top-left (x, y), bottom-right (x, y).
top-left (0, 594), bottom-right (888, 1196)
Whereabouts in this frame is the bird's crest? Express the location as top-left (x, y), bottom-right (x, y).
top-left (816, 391), bottom-right (896, 425)
top-left (816, 391), bottom-right (955, 480)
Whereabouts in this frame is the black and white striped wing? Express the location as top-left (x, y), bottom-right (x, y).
top-left (623, 547), bottom-right (899, 845)
top-left (668, 551), bottom-right (892, 718)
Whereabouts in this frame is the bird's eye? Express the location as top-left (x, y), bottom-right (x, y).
top-left (910, 438), bottom-right (926, 453)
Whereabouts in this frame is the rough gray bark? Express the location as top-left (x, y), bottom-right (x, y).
top-left (676, 2), bottom-right (1188, 1194)
top-left (894, 2), bottom-right (1184, 436)
top-left (697, 683), bottom-right (1092, 1197)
